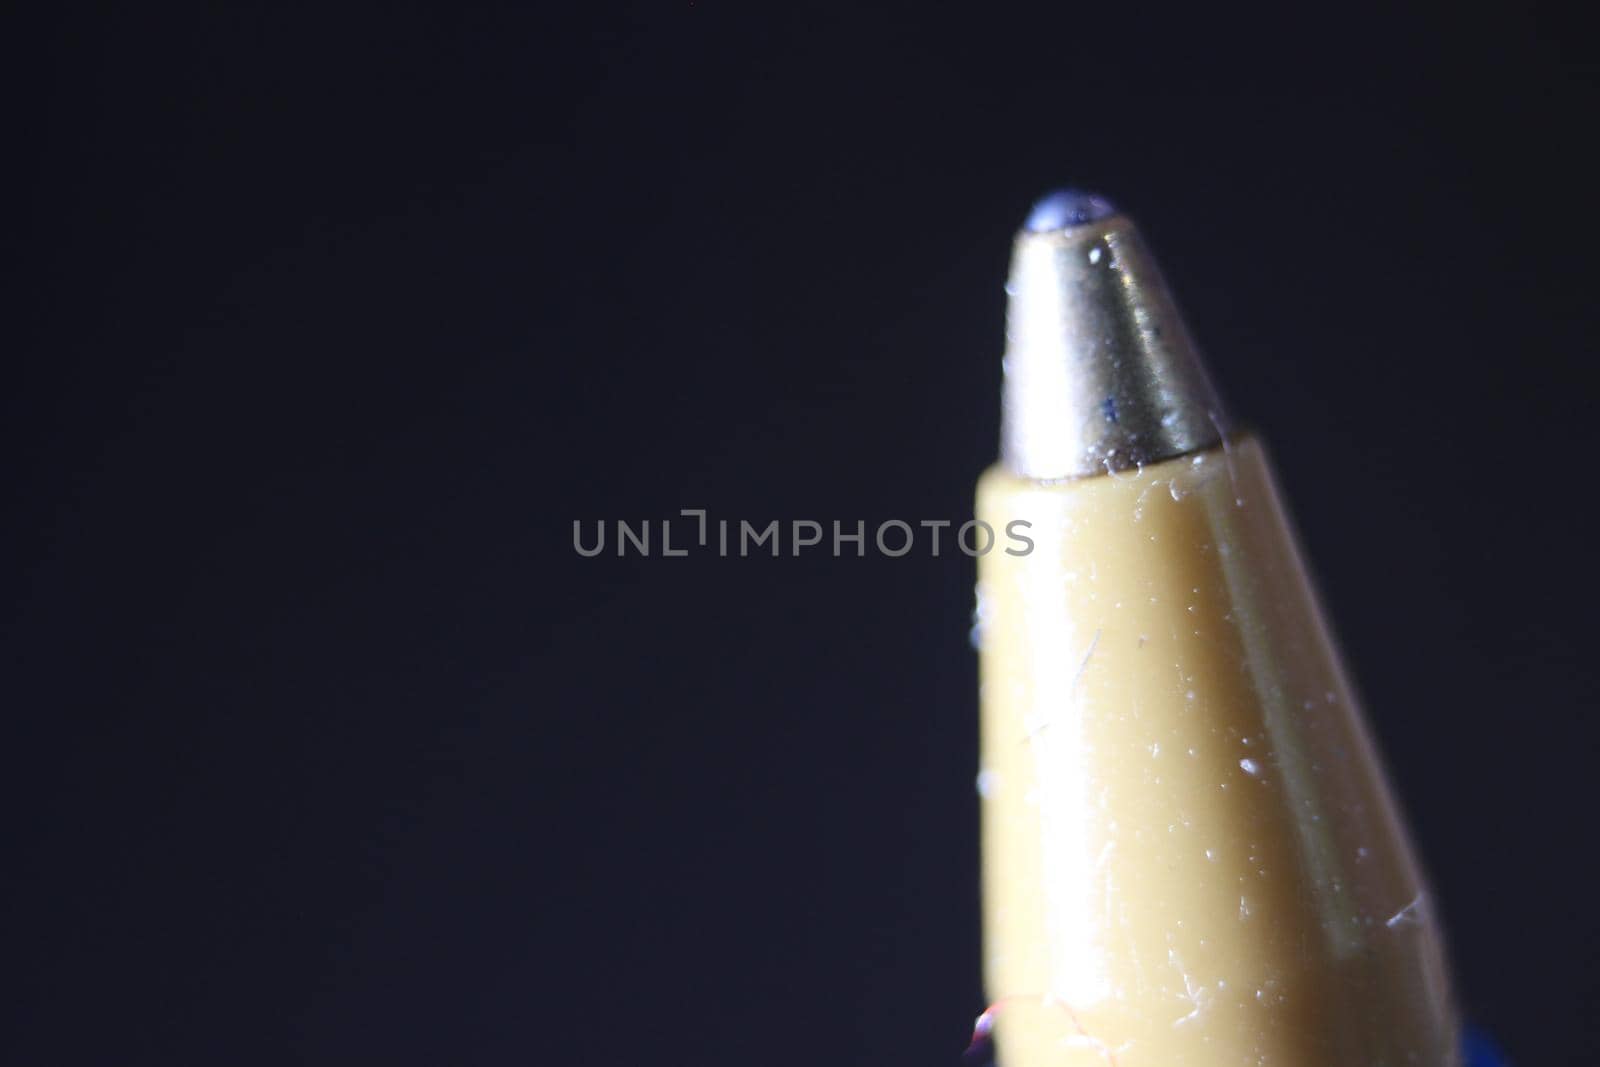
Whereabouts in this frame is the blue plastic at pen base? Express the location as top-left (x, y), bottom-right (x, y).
top-left (1463, 1025), bottom-right (1509, 1067)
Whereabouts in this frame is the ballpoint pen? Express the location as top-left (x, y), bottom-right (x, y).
top-left (970, 191), bottom-right (1477, 1066)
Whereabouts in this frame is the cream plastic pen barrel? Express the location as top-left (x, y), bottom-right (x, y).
top-left (973, 191), bottom-right (1458, 1066)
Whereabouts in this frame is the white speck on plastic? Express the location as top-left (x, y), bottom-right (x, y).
top-left (1239, 758), bottom-right (1261, 776)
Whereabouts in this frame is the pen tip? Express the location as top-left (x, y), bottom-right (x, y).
top-left (1024, 188), bottom-right (1118, 232)
top-left (1001, 193), bottom-right (1229, 479)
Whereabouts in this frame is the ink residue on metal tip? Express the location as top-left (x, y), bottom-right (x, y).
top-left (1024, 188), bottom-right (1118, 232)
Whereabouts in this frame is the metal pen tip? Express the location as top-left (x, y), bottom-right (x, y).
top-left (1001, 193), bottom-right (1230, 480)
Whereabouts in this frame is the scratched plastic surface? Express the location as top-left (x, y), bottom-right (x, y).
top-left (973, 435), bottom-right (1458, 1065)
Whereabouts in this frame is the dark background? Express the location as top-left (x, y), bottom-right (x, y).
top-left (11, 5), bottom-right (1597, 1064)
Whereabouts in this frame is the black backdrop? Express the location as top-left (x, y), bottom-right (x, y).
top-left (12, 6), bottom-right (1597, 1064)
